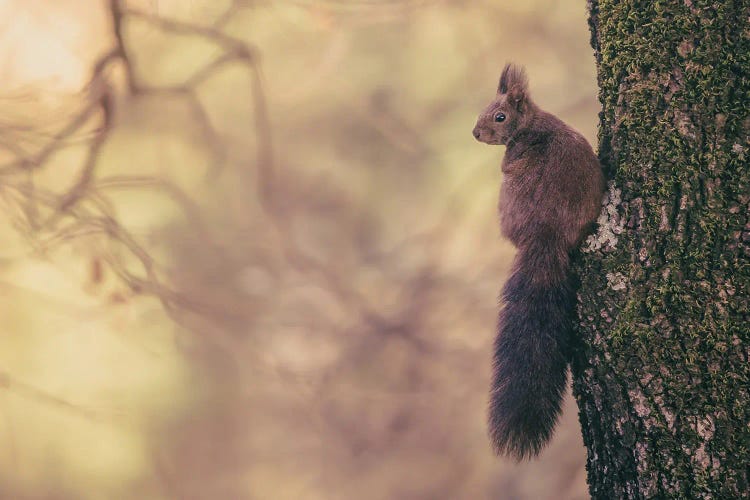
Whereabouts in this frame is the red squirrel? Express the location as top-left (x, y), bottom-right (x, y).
top-left (473, 63), bottom-right (605, 460)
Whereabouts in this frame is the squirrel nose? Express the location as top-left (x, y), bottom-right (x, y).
top-left (473, 127), bottom-right (481, 139)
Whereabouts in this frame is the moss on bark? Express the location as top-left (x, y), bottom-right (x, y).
top-left (572, 1), bottom-right (750, 498)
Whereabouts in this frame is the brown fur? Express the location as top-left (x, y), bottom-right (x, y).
top-left (473, 63), bottom-right (604, 459)
top-left (473, 64), bottom-right (604, 283)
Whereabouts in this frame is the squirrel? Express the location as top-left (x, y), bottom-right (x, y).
top-left (472, 63), bottom-right (605, 460)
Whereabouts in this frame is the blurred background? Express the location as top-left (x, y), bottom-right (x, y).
top-left (0, 1), bottom-right (598, 498)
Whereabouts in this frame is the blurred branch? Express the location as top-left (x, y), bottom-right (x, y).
top-left (213, 0), bottom-right (253, 28)
top-left (0, 369), bottom-right (127, 424)
top-left (0, 80), bottom-right (111, 173)
top-left (109, 0), bottom-right (139, 93)
top-left (124, 7), bottom-right (255, 56)
top-left (0, 0), bottom-right (274, 326)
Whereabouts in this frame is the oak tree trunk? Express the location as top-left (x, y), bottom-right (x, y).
top-left (572, 1), bottom-right (750, 498)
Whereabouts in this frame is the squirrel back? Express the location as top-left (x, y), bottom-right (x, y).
top-left (473, 63), bottom-right (604, 459)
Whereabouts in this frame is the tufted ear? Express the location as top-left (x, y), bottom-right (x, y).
top-left (498, 63), bottom-right (529, 111)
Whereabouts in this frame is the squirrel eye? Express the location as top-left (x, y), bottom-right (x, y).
top-left (494, 112), bottom-right (506, 123)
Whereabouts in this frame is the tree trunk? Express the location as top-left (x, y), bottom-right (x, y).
top-left (572, 1), bottom-right (750, 498)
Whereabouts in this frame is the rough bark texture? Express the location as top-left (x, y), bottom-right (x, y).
top-left (572, 1), bottom-right (750, 498)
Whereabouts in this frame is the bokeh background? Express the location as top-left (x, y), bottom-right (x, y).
top-left (0, 1), bottom-right (599, 498)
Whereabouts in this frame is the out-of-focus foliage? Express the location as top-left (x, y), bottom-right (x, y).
top-left (0, 1), bottom-right (597, 498)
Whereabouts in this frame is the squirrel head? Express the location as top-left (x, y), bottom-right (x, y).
top-left (473, 63), bottom-right (533, 145)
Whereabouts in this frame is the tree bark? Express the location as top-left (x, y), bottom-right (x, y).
top-left (572, 1), bottom-right (750, 498)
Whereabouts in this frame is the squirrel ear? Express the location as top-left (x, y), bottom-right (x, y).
top-left (498, 63), bottom-right (529, 110)
top-left (508, 84), bottom-right (526, 111)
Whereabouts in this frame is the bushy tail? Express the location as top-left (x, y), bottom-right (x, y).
top-left (489, 243), bottom-right (575, 460)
